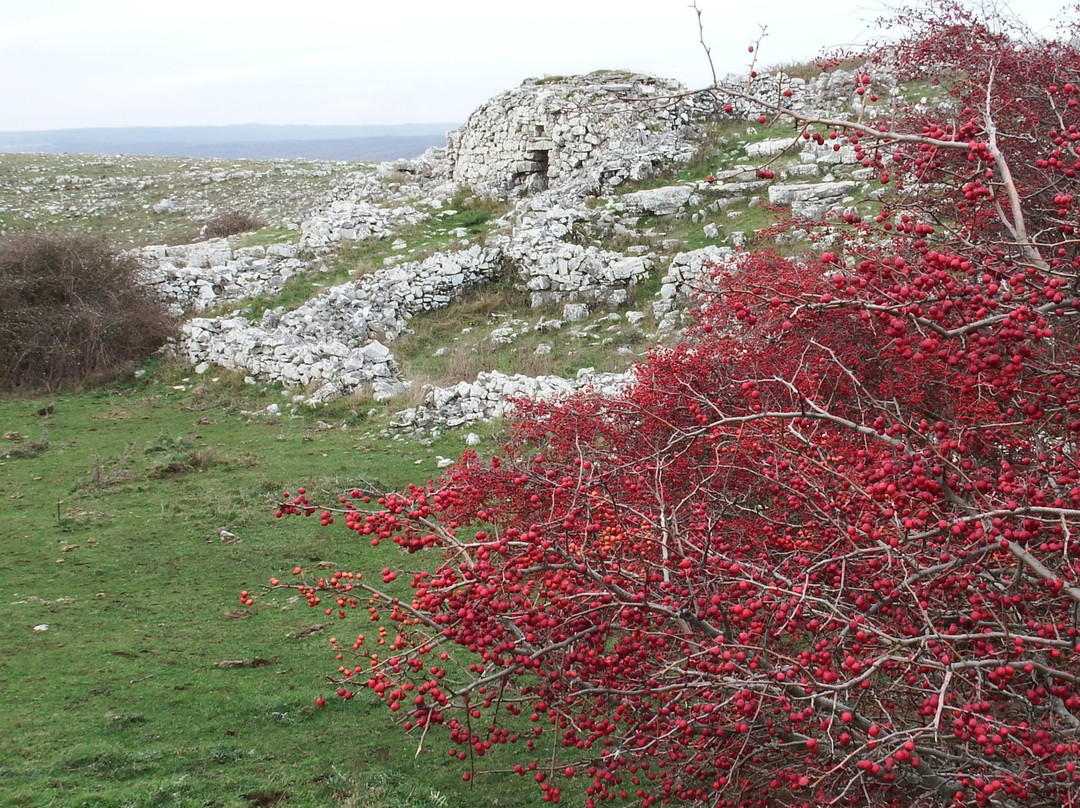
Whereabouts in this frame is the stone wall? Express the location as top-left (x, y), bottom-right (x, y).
top-left (653, 245), bottom-right (735, 326)
top-left (147, 66), bottom-right (895, 424)
top-left (496, 192), bottom-right (652, 308)
top-left (689, 67), bottom-right (896, 123)
top-left (180, 244), bottom-right (503, 402)
top-left (135, 239), bottom-right (304, 314)
top-left (396, 368), bottom-right (634, 430)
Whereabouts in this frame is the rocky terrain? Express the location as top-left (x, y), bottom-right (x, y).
top-left (3, 67), bottom-right (905, 433)
top-left (0, 152), bottom-right (359, 248)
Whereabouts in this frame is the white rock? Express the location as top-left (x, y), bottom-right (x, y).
top-left (563, 303), bottom-right (590, 322)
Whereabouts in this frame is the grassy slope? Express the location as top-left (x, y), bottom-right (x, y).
top-left (0, 366), bottom-right (531, 808)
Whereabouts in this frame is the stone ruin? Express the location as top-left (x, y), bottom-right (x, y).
top-left (447, 71), bottom-right (700, 198)
top-left (444, 66), bottom-right (888, 200)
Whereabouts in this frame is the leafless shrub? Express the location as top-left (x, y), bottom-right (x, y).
top-left (0, 233), bottom-right (178, 391)
top-left (201, 211), bottom-right (264, 240)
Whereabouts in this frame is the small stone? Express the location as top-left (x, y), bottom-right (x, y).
top-left (563, 303), bottom-right (590, 322)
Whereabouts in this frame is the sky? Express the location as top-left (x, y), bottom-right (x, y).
top-left (0, 0), bottom-right (1072, 132)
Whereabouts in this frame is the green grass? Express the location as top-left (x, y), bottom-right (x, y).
top-left (0, 363), bottom-right (545, 808)
top-left (395, 267), bottom-right (657, 392)
top-left (238, 262), bottom-right (362, 323)
top-left (241, 224), bottom-right (301, 248)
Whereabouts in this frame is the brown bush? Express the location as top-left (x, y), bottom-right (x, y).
top-left (0, 233), bottom-right (178, 391)
top-left (201, 212), bottom-right (264, 240)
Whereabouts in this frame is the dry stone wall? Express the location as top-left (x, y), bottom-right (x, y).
top-left (688, 67), bottom-right (898, 123)
top-left (495, 192), bottom-right (653, 308)
top-left (180, 244), bottom-right (503, 402)
top-left (447, 66), bottom-right (884, 201)
top-left (136, 239), bottom-right (304, 314)
top-left (294, 154), bottom-right (452, 252)
top-left (653, 245), bottom-right (736, 327)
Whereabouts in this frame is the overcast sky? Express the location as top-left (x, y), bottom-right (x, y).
top-left (0, 0), bottom-right (1070, 131)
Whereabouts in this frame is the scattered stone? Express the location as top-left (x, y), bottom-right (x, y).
top-left (217, 528), bottom-right (241, 545)
top-left (396, 368), bottom-right (633, 431)
top-left (287, 624), bottom-right (325, 639)
top-left (216, 658), bottom-right (273, 668)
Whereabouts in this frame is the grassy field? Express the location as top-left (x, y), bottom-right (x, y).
top-left (0, 363), bottom-right (545, 808)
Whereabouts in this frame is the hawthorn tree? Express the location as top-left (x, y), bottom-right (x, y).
top-left (262, 5), bottom-right (1080, 806)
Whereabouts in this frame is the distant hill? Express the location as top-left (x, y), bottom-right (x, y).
top-left (0, 123), bottom-right (459, 161)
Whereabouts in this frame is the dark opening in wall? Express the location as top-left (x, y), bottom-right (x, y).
top-left (531, 149), bottom-right (550, 187)
top-left (511, 147), bottom-right (551, 193)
